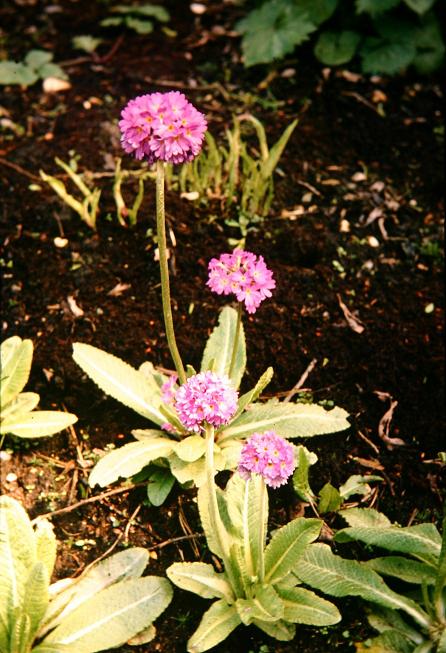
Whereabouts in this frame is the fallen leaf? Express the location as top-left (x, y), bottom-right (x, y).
top-left (66, 295), bottom-right (84, 317)
top-left (43, 77), bottom-right (71, 93)
top-left (107, 282), bottom-right (131, 297)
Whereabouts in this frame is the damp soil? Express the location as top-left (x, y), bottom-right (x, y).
top-left (0, 1), bottom-right (444, 652)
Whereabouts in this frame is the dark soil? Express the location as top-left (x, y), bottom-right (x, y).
top-left (0, 1), bottom-right (444, 652)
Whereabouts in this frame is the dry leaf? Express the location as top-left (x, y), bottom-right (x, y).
top-left (66, 295), bottom-right (84, 317)
top-left (337, 294), bottom-right (365, 334)
top-left (107, 282), bottom-right (131, 297)
top-left (43, 77), bottom-right (71, 93)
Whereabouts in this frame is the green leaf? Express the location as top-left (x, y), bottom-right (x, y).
top-left (243, 475), bottom-right (268, 581)
top-left (295, 543), bottom-right (430, 629)
top-left (235, 367), bottom-right (274, 418)
top-left (236, 585), bottom-right (284, 625)
top-left (100, 17), bottom-right (124, 27)
top-left (35, 520), bottom-right (57, 581)
top-left (1, 336), bottom-right (33, 408)
top-left (44, 577), bottom-right (172, 652)
top-left (318, 483), bottom-right (342, 513)
top-left (358, 630), bottom-right (418, 652)
top-left (335, 520), bottom-right (442, 559)
top-left (124, 17), bottom-right (154, 34)
top-left (33, 644), bottom-right (79, 652)
top-left (89, 439), bottom-right (174, 487)
top-left (175, 435), bottom-right (206, 462)
top-left (413, 13), bottom-right (445, 74)
top-left (365, 556), bottom-right (437, 584)
top-left (403, 0), bottom-right (435, 14)
top-left (166, 563), bottom-right (234, 602)
top-left (360, 37), bottom-right (416, 74)
top-left (169, 449), bottom-right (225, 487)
top-left (356, 0), bottom-right (400, 15)
top-left (146, 468), bottom-right (175, 506)
top-left (24, 50), bottom-right (53, 69)
top-left (38, 63), bottom-right (68, 80)
top-left (339, 475), bottom-right (382, 500)
top-left (72, 35), bottom-right (103, 53)
top-left (42, 549), bottom-right (149, 635)
top-left (72, 343), bottom-right (166, 425)
top-left (0, 496), bottom-right (37, 624)
top-left (23, 562), bottom-right (49, 641)
top-left (262, 119), bottom-right (298, 180)
top-left (126, 623), bottom-right (156, 645)
top-left (0, 61), bottom-right (38, 86)
top-left (276, 586), bottom-right (341, 625)
top-left (220, 402), bottom-right (350, 441)
top-left (0, 392), bottom-right (40, 422)
top-left (295, 0), bottom-right (338, 24)
top-left (197, 485), bottom-right (228, 559)
top-left (339, 507), bottom-right (392, 528)
top-left (264, 518), bottom-right (322, 584)
top-left (9, 607), bottom-right (31, 653)
top-left (236, 0), bottom-right (317, 67)
top-left (314, 30), bottom-right (361, 65)
top-left (201, 306), bottom-right (246, 389)
top-left (187, 600), bottom-right (241, 653)
top-left (251, 617), bottom-right (295, 640)
top-left (365, 605), bottom-right (425, 643)
top-left (111, 4), bottom-right (169, 21)
top-left (1, 411), bottom-right (77, 438)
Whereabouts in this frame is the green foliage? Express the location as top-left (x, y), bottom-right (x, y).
top-left (234, 0), bottom-right (444, 75)
top-left (73, 306), bottom-right (349, 499)
top-left (295, 508), bottom-right (446, 652)
top-left (0, 50), bottom-right (67, 87)
top-left (101, 4), bottom-right (170, 35)
top-left (167, 474), bottom-right (340, 651)
top-left (72, 35), bottom-right (103, 54)
top-left (0, 336), bottom-right (77, 443)
top-left (0, 496), bottom-right (172, 653)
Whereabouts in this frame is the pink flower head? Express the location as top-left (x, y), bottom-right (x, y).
top-left (207, 249), bottom-right (275, 314)
top-left (238, 431), bottom-right (296, 488)
top-left (174, 371), bottom-right (238, 432)
top-left (119, 91), bottom-right (207, 164)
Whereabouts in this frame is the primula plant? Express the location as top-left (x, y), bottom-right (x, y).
top-left (72, 90), bottom-right (350, 504)
top-left (167, 432), bottom-right (341, 652)
top-left (0, 495), bottom-right (173, 653)
top-left (1, 336), bottom-right (77, 447)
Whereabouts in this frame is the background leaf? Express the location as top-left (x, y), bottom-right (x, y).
top-left (1, 410), bottom-right (77, 438)
top-left (314, 30), bottom-right (361, 65)
top-left (187, 600), bottom-right (241, 653)
top-left (1, 336), bottom-right (33, 408)
top-left (201, 306), bottom-right (246, 389)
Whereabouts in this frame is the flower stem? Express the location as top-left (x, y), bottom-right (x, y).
top-left (228, 302), bottom-right (242, 380)
top-left (156, 160), bottom-right (186, 385)
top-left (258, 478), bottom-right (267, 584)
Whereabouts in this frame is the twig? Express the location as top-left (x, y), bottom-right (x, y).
top-left (0, 157), bottom-right (41, 182)
top-left (31, 483), bottom-right (145, 523)
top-left (124, 504), bottom-right (142, 543)
top-left (284, 358), bottom-right (317, 403)
top-left (357, 430), bottom-right (380, 455)
top-left (147, 533), bottom-right (205, 551)
top-left (296, 180), bottom-right (322, 197)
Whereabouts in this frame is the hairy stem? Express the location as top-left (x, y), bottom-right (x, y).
top-left (228, 302), bottom-right (242, 379)
top-left (156, 160), bottom-right (186, 384)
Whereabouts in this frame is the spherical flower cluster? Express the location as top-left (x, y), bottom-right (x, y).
top-left (119, 91), bottom-right (207, 164)
top-left (238, 431), bottom-right (296, 488)
top-left (207, 249), bottom-right (276, 314)
top-left (174, 371), bottom-right (238, 432)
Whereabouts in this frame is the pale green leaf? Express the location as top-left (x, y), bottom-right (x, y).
top-left (23, 562), bottom-right (49, 641)
top-left (132, 428), bottom-right (167, 441)
top-left (339, 475), bottom-right (382, 499)
top-left (437, 629), bottom-right (446, 653)
top-left (235, 367), bottom-right (274, 418)
top-left (100, 17), bottom-right (123, 27)
top-left (32, 644), bottom-right (79, 652)
top-left (295, 543), bottom-right (430, 629)
top-left (72, 35), bottom-right (103, 53)
top-left (166, 562), bottom-right (234, 602)
top-left (200, 306), bottom-right (246, 389)
top-left (124, 17), bottom-right (153, 34)
top-left (221, 402), bottom-right (350, 441)
top-left (175, 435), bottom-right (206, 462)
top-left (365, 556), bottom-right (437, 585)
top-left (0, 496), bottom-right (37, 624)
top-left (264, 518), bottom-right (322, 584)
top-left (236, 585), bottom-right (284, 625)
top-left (1, 411), bottom-right (77, 438)
top-left (1, 336), bottom-right (33, 408)
top-left (187, 600), bottom-right (241, 653)
top-left (38, 63), bottom-right (68, 81)
top-left (357, 630), bottom-right (419, 652)
top-left (35, 520), bottom-right (57, 581)
top-left (42, 549), bottom-right (149, 635)
top-left (252, 617), bottom-right (295, 640)
top-left (146, 468), bottom-right (175, 507)
top-left (339, 507), bottom-right (392, 528)
top-left (262, 119), bottom-right (298, 180)
top-left (292, 445), bottom-right (318, 502)
top-left (314, 30), bottom-right (361, 65)
top-left (9, 607), bottom-right (31, 653)
top-left (24, 50), bottom-right (53, 69)
top-left (112, 4), bottom-right (169, 21)
top-left (126, 623), bottom-right (156, 645)
top-left (197, 485), bottom-right (227, 559)
top-left (223, 473), bottom-right (247, 540)
top-left (0, 612), bottom-right (8, 653)
top-left (276, 586), bottom-right (340, 625)
top-left (169, 449), bottom-right (225, 487)
top-left (72, 343), bottom-right (166, 424)
top-left (44, 577), bottom-right (172, 652)
top-left (0, 61), bottom-right (38, 86)
top-left (366, 605), bottom-right (427, 643)
top-left (0, 392), bottom-right (40, 422)
top-left (89, 439), bottom-right (174, 487)
top-left (242, 474), bottom-right (268, 581)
